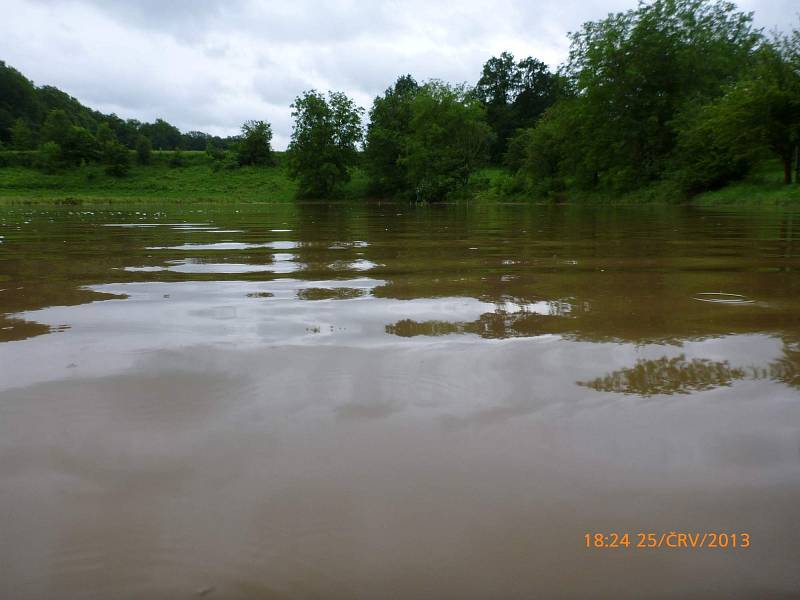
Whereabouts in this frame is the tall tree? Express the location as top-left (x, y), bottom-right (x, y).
top-left (476, 52), bottom-right (556, 162)
top-left (562, 0), bottom-right (760, 190)
top-left (287, 90), bottom-right (363, 198)
top-left (364, 75), bottom-right (419, 194)
top-left (674, 39), bottom-right (800, 189)
top-left (403, 81), bottom-right (492, 201)
top-left (40, 109), bottom-right (72, 147)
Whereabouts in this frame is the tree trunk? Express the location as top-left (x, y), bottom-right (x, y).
top-left (795, 144), bottom-right (800, 185)
top-left (784, 156), bottom-right (793, 185)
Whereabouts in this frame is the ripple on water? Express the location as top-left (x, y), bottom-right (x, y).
top-left (146, 242), bottom-right (296, 251)
top-left (328, 259), bottom-right (381, 271)
top-left (125, 257), bottom-right (298, 274)
top-left (693, 292), bottom-right (755, 305)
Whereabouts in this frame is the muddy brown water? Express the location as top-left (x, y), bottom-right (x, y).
top-left (1, 202), bottom-right (799, 598)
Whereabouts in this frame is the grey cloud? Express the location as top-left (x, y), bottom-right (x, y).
top-left (4, 0), bottom-right (797, 149)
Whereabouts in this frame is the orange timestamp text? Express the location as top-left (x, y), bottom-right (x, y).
top-left (584, 531), bottom-right (750, 549)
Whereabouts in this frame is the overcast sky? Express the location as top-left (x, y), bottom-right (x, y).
top-left (1, 0), bottom-right (795, 149)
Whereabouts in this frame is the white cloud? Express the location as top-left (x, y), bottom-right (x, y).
top-left (2, 0), bottom-right (796, 149)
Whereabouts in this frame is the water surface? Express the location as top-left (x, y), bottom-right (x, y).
top-left (1, 202), bottom-right (799, 598)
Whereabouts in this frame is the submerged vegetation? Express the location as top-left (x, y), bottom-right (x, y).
top-left (1, 0), bottom-right (799, 203)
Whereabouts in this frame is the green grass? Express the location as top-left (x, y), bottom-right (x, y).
top-left (471, 160), bottom-right (800, 205)
top-left (692, 161), bottom-right (800, 205)
top-left (1, 151), bottom-right (797, 205)
top-left (0, 151), bottom-right (368, 204)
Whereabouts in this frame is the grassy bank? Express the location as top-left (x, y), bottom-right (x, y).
top-left (691, 161), bottom-right (800, 205)
top-left (469, 160), bottom-right (800, 205)
top-left (0, 151), bottom-right (368, 203)
top-left (0, 151), bottom-right (796, 206)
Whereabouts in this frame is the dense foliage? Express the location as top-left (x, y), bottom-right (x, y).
top-left (0, 60), bottom-right (235, 162)
top-left (511, 0), bottom-right (800, 196)
top-left (475, 52), bottom-right (558, 162)
top-left (287, 90), bottom-right (363, 198)
top-left (363, 78), bottom-right (492, 201)
top-left (236, 120), bottom-right (274, 166)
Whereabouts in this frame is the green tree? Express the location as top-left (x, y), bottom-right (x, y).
top-left (364, 75), bottom-right (419, 194)
top-left (10, 118), bottom-right (35, 150)
top-left (560, 0), bottom-right (760, 191)
top-left (140, 118), bottom-right (181, 150)
top-left (135, 135), bottom-right (152, 165)
top-left (41, 109), bottom-right (71, 147)
top-left (513, 100), bottom-right (585, 195)
top-left (61, 126), bottom-right (100, 165)
top-left (38, 141), bottom-right (61, 173)
top-left (104, 141), bottom-right (130, 176)
top-left (476, 52), bottom-right (556, 162)
top-left (236, 120), bottom-right (274, 166)
top-left (403, 81), bottom-right (493, 201)
top-left (0, 61), bottom-right (42, 144)
top-left (673, 40), bottom-right (800, 189)
top-left (95, 122), bottom-right (117, 149)
top-left (287, 90), bottom-right (363, 198)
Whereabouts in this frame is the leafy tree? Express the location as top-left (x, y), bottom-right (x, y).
top-left (0, 61), bottom-right (42, 143)
top-left (673, 39), bottom-right (800, 189)
top-left (135, 135), bottom-right (152, 165)
top-left (61, 126), bottom-right (100, 165)
top-left (10, 118), bottom-right (35, 150)
top-left (512, 101), bottom-right (584, 195)
top-left (103, 114), bottom-right (140, 148)
top-left (402, 81), bottom-right (493, 201)
top-left (41, 109), bottom-right (72, 147)
top-left (559, 0), bottom-right (760, 191)
top-left (38, 141), bottom-right (61, 173)
top-left (181, 130), bottom-right (212, 151)
top-left (364, 75), bottom-right (419, 194)
top-left (287, 90), bottom-right (363, 197)
top-left (95, 122), bottom-right (117, 149)
top-left (476, 52), bottom-right (556, 161)
top-left (37, 85), bottom-right (102, 131)
top-left (104, 141), bottom-right (130, 176)
top-left (236, 120), bottom-right (274, 166)
top-left (140, 118), bottom-right (181, 150)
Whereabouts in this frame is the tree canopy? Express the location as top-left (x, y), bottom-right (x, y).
top-left (287, 90), bottom-right (364, 198)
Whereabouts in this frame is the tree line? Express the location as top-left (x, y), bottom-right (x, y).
top-left (1, 0), bottom-right (799, 198)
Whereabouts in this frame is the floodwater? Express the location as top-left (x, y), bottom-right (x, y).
top-left (1, 202), bottom-right (799, 599)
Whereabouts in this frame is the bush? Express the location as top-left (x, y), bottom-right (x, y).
top-left (38, 141), bottom-right (62, 173)
top-left (104, 141), bottom-right (130, 176)
top-left (168, 149), bottom-right (186, 168)
top-left (135, 135), bottom-right (152, 165)
top-left (236, 120), bottom-right (274, 166)
top-left (61, 126), bottom-right (100, 166)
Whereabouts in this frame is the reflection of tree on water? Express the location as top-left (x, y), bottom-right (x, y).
top-left (385, 300), bottom-right (573, 339)
top-left (579, 344), bottom-right (800, 396)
